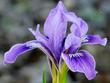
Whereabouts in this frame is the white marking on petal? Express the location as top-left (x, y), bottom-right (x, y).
top-left (28, 28), bottom-right (36, 36)
top-left (69, 53), bottom-right (83, 59)
top-left (81, 36), bottom-right (88, 43)
top-left (26, 42), bottom-right (38, 49)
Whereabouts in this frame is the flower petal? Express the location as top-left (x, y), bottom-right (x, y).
top-left (4, 42), bottom-right (32, 64)
top-left (62, 50), bottom-right (97, 80)
top-left (29, 24), bottom-right (48, 44)
top-left (78, 18), bottom-right (88, 37)
top-left (29, 24), bottom-right (40, 37)
top-left (84, 35), bottom-right (107, 46)
top-left (70, 24), bottom-right (81, 37)
top-left (43, 1), bottom-right (67, 61)
top-left (44, 1), bottom-right (67, 39)
top-left (70, 18), bottom-right (88, 37)
top-left (64, 32), bottom-right (81, 53)
top-left (63, 12), bottom-right (78, 23)
top-left (4, 40), bottom-right (55, 64)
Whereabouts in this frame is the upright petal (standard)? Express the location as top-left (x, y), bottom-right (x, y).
top-left (43, 1), bottom-right (68, 61)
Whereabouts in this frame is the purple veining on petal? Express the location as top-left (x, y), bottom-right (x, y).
top-left (4, 42), bottom-right (32, 64)
top-left (43, 1), bottom-right (68, 62)
top-left (3, 1), bottom-right (107, 80)
top-left (4, 40), bottom-right (56, 64)
top-left (84, 35), bottom-right (107, 46)
top-left (64, 33), bottom-right (81, 53)
top-left (70, 18), bottom-right (88, 37)
top-left (62, 50), bottom-right (97, 80)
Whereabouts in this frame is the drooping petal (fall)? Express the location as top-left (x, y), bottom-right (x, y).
top-left (4, 40), bottom-right (55, 64)
top-left (83, 35), bottom-right (107, 46)
top-left (62, 50), bottom-right (97, 80)
top-left (4, 42), bottom-right (32, 64)
top-left (43, 1), bottom-right (67, 61)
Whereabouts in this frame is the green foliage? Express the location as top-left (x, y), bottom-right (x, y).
top-left (58, 62), bottom-right (68, 83)
top-left (51, 61), bottom-right (68, 83)
top-left (51, 61), bottom-right (57, 83)
top-left (42, 68), bottom-right (46, 83)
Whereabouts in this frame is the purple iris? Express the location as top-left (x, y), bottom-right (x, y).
top-left (3, 1), bottom-right (107, 80)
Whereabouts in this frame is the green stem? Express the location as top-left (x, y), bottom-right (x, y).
top-left (51, 63), bottom-right (57, 83)
top-left (51, 62), bottom-right (68, 83)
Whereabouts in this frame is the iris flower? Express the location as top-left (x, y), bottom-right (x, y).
top-left (4, 1), bottom-right (107, 80)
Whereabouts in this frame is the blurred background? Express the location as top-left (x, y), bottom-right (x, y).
top-left (0, 0), bottom-right (110, 83)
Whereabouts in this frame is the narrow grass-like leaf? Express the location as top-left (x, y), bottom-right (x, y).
top-left (42, 68), bottom-right (46, 83)
top-left (59, 62), bottom-right (68, 83)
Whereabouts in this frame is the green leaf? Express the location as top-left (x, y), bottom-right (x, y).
top-left (51, 61), bottom-right (57, 83)
top-left (63, 73), bottom-right (68, 83)
top-left (54, 62), bottom-right (68, 83)
top-left (42, 68), bottom-right (46, 83)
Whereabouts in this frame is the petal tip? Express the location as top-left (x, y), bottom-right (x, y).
top-left (3, 60), bottom-right (12, 65)
top-left (58, 1), bottom-right (63, 6)
top-left (37, 24), bottom-right (40, 28)
top-left (86, 70), bottom-right (97, 80)
top-left (57, 1), bottom-right (65, 11)
top-left (4, 52), bottom-right (15, 64)
top-left (28, 28), bottom-right (35, 36)
top-left (101, 38), bottom-right (107, 46)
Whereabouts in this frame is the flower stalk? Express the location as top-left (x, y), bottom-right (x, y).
top-left (51, 61), bottom-right (68, 83)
